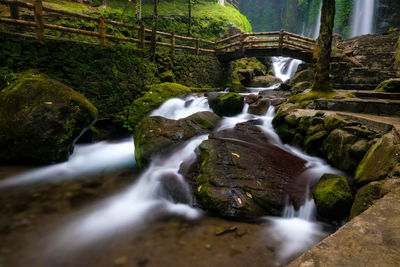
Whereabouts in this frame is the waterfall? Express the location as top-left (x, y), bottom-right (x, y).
top-left (313, 2), bottom-right (322, 39)
top-left (350, 0), bottom-right (376, 37)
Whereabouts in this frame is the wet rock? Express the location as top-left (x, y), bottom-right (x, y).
top-left (0, 72), bottom-right (98, 164)
top-left (289, 69), bottom-right (315, 86)
top-left (248, 75), bottom-right (282, 87)
top-left (237, 69), bottom-right (253, 86)
top-left (134, 111), bottom-right (220, 168)
top-left (290, 81), bottom-right (312, 95)
top-left (375, 78), bottom-right (400, 92)
top-left (248, 97), bottom-right (286, 116)
top-left (313, 174), bottom-right (354, 220)
top-left (208, 92), bottom-right (244, 117)
top-left (194, 122), bottom-right (309, 219)
top-left (354, 132), bottom-right (400, 187)
top-left (322, 129), bottom-right (364, 174)
top-left (245, 94), bottom-right (261, 104)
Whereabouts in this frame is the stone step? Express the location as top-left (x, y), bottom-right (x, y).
top-left (313, 98), bottom-right (400, 117)
top-left (332, 83), bottom-right (378, 90)
top-left (349, 90), bottom-right (400, 100)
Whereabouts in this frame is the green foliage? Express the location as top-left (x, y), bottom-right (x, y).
top-left (334, 0), bottom-right (354, 38)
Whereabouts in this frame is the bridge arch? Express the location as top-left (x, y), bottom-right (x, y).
top-left (215, 31), bottom-right (316, 62)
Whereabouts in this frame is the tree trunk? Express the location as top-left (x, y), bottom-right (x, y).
top-left (312, 0), bottom-right (335, 92)
top-left (188, 0), bottom-right (192, 36)
top-left (151, 0), bottom-right (158, 60)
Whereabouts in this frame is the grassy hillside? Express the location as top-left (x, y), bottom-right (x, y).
top-left (38, 0), bottom-right (251, 40)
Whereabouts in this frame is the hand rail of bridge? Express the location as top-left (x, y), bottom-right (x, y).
top-left (0, 0), bottom-right (216, 56)
top-left (0, 0), bottom-right (316, 58)
top-left (215, 31), bottom-right (316, 55)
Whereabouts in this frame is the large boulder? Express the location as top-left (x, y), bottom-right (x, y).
top-left (194, 122), bottom-right (309, 219)
top-left (0, 73), bottom-right (98, 164)
top-left (354, 132), bottom-right (400, 187)
top-left (248, 97), bottom-right (286, 115)
top-left (207, 92), bottom-right (244, 116)
top-left (349, 179), bottom-right (400, 220)
top-left (375, 78), bottom-right (400, 92)
top-left (248, 75), bottom-right (282, 87)
top-left (322, 129), bottom-right (369, 174)
top-left (134, 111), bottom-right (220, 168)
top-left (313, 174), bottom-right (354, 220)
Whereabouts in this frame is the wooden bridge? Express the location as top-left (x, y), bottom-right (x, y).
top-left (0, 0), bottom-right (316, 62)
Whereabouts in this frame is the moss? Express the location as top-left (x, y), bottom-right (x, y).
top-left (159, 70), bottom-right (175, 83)
top-left (306, 124), bottom-right (325, 136)
top-left (128, 82), bottom-right (192, 127)
top-left (343, 126), bottom-right (373, 138)
top-left (0, 72), bottom-right (97, 163)
top-left (284, 114), bottom-right (299, 127)
top-left (374, 79), bottom-right (400, 93)
top-left (288, 90), bottom-right (336, 106)
top-left (304, 130), bottom-right (329, 153)
top-left (210, 93), bottom-right (244, 117)
top-left (354, 133), bottom-right (400, 187)
top-left (313, 173), bottom-right (354, 219)
top-left (276, 122), bottom-right (296, 143)
top-left (324, 115), bottom-right (348, 131)
top-left (349, 181), bottom-right (383, 220)
top-left (298, 116), bottom-right (312, 133)
top-left (292, 133), bottom-right (305, 147)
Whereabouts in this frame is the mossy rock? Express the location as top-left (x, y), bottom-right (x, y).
top-left (134, 111), bottom-right (220, 168)
top-left (289, 69), bottom-right (315, 86)
top-left (354, 133), bottom-right (400, 187)
top-left (375, 78), bottom-right (400, 93)
top-left (322, 129), bottom-right (362, 174)
top-left (0, 72), bottom-right (98, 164)
top-left (350, 179), bottom-right (400, 220)
top-left (313, 173), bottom-right (354, 220)
top-left (159, 70), bottom-right (175, 83)
top-left (323, 115), bottom-right (348, 131)
top-left (208, 92), bottom-right (244, 117)
top-left (304, 130), bottom-right (329, 154)
top-left (128, 82), bottom-right (192, 127)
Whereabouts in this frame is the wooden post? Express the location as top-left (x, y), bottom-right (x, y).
top-left (34, 0), bottom-right (44, 39)
top-left (195, 38), bottom-right (200, 55)
top-left (139, 24), bottom-right (145, 49)
top-left (239, 32), bottom-right (245, 53)
top-left (98, 16), bottom-right (106, 46)
top-left (10, 0), bottom-right (19, 20)
top-left (170, 33), bottom-right (175, 58)
top-left (151, 0), bottom-right (158, 60)
top-left (278, 30), bottom-right (284, 54)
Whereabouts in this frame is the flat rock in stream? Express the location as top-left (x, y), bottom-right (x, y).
top-left (134, 111), bottom-right (220, 168)
top-left (194, 121), bottom-right (309, 219)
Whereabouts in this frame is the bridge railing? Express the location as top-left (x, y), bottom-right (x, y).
top-left (0, 0), bottom-right (216, 56)
top-left (215, 31), bottom-right (315, 54)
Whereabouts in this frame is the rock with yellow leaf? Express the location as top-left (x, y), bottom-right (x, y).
top-left (194, 121), bottom-right (309, 219)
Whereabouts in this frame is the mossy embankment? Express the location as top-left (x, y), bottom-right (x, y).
top-left (0, 33), bottom-right (228, 131)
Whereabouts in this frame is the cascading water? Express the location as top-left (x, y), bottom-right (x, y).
top-left (0, 139), bottom-right (136, 188)
top-left (272, 57), bottom-right (302, 82)
top-left (350, 0), bottom-right (376, 37)
top-left (3, 88), bottom-right (339, 263)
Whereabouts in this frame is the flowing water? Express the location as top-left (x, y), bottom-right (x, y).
top-left (350, 0), bottom-right (376, 37)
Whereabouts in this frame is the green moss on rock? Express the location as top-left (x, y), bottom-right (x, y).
top-left (354, 133), bottom-right (400, 187)
top-left (313, 173), bottom-right (354, 220)
top-left (374, 78), bottom-right (400, 93)
top-left (208, 92), bottom-right (244, 117)
top-left (0, 72), bottom-right (98, 164)
top-left (128, 82), bottom-right (192, 127)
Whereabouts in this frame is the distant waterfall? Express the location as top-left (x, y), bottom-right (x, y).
top-left (350, 0), bottom-right (376, 37)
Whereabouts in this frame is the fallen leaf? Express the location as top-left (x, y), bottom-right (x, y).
top-left (216, 226), bottom-right (237, 236)
top-left (245, 192), bottom-right (252, 198)
top-left (198, 185), bottom-right (202, 192)
top-left (231, 152), bottom-right (240, 158)
top-left (114, 256), bottom-right (128, 265)
top-left (237, 197), bottom-right (242, 204)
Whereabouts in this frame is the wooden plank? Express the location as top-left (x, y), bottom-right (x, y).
top-left (216, 40), bottom-right (240, 51)
top-left (199, 48), bottom-right (215, 53)
top-left (170, 32), bottom-right (175, 58)
top-left (283, 40), bottom-right (313, 51)
top-left (244, 37), bottom-right (280, 43)
top-left (215, 33), bottom-right (241, 44)
top-left (10, 0), bottom-right (19, 19)
top-left (156, 41), bottom-right (171, 47)
top-left (283, 31), bottom-right (315, 42)
top-left (106, 34), bottom-right (139, 43)
top-left (175, 44), bottom-right (196, 50)
top-left (287, 35), bottom-right (315, 46)
top-left (249, 31), bottom-right (280, 36)
top-left (0, 0), bottom-right (33, 9)
top-left (0, 17), bottom-right (36, 27)
top-left (98, 16), bottom-right (105, 46)
top-left (44, 23), bottom-right (100, 37)
top-left (33, 0), bottom-right (44, 39)
top-left (42, 6), bottom-right (98, 22)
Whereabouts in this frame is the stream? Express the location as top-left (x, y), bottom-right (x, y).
top-left (0, 83), bottom-right (342, 266)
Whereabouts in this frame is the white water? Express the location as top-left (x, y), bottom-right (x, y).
top-left (313, 2), bottom-right (322, 39)
top-left (272, 57), bottom-right (302, 82)
top-left (350, 0), bottom-right (376, 37)
top-left (0, 139), bottom-right (136, 188)
top-left (55, 135), bottom-right (206, 249)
